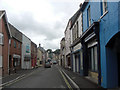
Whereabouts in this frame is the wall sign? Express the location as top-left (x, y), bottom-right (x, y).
top-left (26, 45), bottom-right (30, 53)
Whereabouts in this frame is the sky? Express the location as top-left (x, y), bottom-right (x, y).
top-left (0, 0), bottom-right (84, 51)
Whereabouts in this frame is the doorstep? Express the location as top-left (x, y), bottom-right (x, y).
top-left (85, 76), bottom-right (98, 84)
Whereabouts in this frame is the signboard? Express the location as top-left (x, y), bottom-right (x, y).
top-left (26, 45), bottom-right (30, 53)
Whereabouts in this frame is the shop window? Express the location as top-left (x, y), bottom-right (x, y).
top-left (13, 58), bottom-right (20, 67)
top-left (89, 46), bottom-right (98, 72)
top-left (80, 51), bottom-right (83, 70)
top-left (0, 33), bottom-right (4, 45)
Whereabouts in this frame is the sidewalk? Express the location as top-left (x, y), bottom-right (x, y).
top-left (60, 66), bottom-right (106, 89)
top-left (2, 67), bottom-right (41, 84)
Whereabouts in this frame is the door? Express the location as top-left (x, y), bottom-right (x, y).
top-left (117, 52), bottom-right (120, 86)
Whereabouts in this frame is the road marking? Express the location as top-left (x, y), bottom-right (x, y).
top-left (59, 70), bottom-right (73, 90)
top-left (61, 70), bottom-right (80, 89)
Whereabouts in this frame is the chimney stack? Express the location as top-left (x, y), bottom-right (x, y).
top-left (79, 3), bottom-right (82, 8)
top-left (39, 43), bottom-right (41, 47)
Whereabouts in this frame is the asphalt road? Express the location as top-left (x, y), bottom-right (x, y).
top-left (3, 65), bottom-right (69, 88)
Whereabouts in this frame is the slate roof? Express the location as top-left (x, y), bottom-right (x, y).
top-left (8, 23), bottom-right (22, 42)
top-left (0, 10), bottom-right (11, 38)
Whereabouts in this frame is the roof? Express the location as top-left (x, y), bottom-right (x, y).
top-left (61, 37), bottom-right (65, 42)
top-left (8, 23), bottom-right (22, 42)
top-left (81, 0), bottom-right (89, 11)
top-left (31, 41), bottom-right (37, 47)
top-left (39, 47), bottom-right (45, 52)
top-left (69, 0), bottom-right (89, 29)
top-left (70, 9), bottom-right (82, 29)
top-left (0, 10), bottom-right (11, 38)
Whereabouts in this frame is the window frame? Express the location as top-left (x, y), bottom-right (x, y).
top-left (18, 43), bottom-right (20, 49)
top-left (87, 6), bottom-right (91, 27)
top-left (102, 0), bottom-right (108, 14)
top-left (88, 45), bottom-right (98, 72)
top-left (0, 33), bottom-right (4, 45)
top-left (14, 40), bottom-right (16, 48)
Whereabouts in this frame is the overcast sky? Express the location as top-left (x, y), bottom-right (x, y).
top-left (0, 0), bottom-right (84, 51)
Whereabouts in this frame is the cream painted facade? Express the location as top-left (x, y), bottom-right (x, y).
top-left (65, 21), bottom-right (71, 68)
top-left (37, 48), bottom-right (43, 66)
top-left (71, 11), bottom-right (83, 73)
top-left (37, 44), bottom-right (45, 66)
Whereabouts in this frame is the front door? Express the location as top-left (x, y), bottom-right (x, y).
top-left (117, 52), bottom-right (120, 87)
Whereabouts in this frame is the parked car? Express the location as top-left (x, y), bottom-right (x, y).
top-left (48, 59), bottom-right (52, 65)
top-left (44, 62), bottom-right (51, 68)
top-left (52, 61), bottom-right (57, 64)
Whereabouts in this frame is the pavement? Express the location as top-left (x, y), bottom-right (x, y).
top-left (59, 66), bottom-right (107, 89)
top-left (1, 66), bottom-right (42, 88)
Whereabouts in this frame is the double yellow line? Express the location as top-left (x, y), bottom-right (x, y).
top-left (59, 70), bottom-right (73, 90)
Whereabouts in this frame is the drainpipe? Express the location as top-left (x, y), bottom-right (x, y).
top-left (8, 39), bottom-right (11, 75)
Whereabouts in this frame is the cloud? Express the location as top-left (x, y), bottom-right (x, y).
top-left (0, 0), bottom-right (84, 50)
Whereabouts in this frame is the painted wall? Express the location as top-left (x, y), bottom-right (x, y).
top-left (82, 1), bottom-right (120, 88)
top-left (99, 2), bottom-right (119, 88)
top-left (65, 22), bottom-right (71, 67)
top-left (83, 1), bottom-right (101, 32)
top-left (22, 35), bottom-right (31, 69)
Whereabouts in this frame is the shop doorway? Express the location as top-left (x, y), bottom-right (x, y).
top-left (117, 52), bottom-right (120, 87)
top-left (106, 32), bottom-right (120, 88)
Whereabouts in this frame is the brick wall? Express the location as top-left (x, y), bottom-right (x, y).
top-left (9, 38), bottom-right (22, 69)
top-left (2, 18), bottom-right (9, 75)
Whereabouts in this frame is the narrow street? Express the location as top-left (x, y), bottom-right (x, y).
top-left (3, 65), bottom-right (70, 88)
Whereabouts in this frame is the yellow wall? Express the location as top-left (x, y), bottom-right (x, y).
top-left (37, 49), bottom-right (43, 66)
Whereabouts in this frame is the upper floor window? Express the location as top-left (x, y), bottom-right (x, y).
top-left (0, 33), bottom-right (4, 45)
top-left (102, 0), bottom-right (107, 14)
top-left (79, 13), bottom-right (83, 36)
top-left (18, 43), bottom-right (20, 49)
top-left (87, 6), bottom-right (91, 27)
top-left (76, 21), bottom-right (79, 38)
top-left (14, 40), bottom-right (16, 48)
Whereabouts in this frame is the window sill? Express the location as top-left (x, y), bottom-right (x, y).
top-left (100, 11), bottom-right (108, 19)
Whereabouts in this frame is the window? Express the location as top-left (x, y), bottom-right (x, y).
top-left (72, 28), bottom-right (75, 42)
top-left (18, 43), bottom-right (20, 49)
top-left (0, 33), bottom-right (4, 45)
top-left (80, 51), bottom-right (83, 70)
top-left (80, 13), bottom-right (83, 33)
top-left (102, 0), bottom-right (107, 14)
top-left (89, 46), bottom-right (98, 72)
top-left (87, 6), bottom-right (91, 27)
top-left (0, 55), bottom-right (2, 67)
top-left (76, 21), bottom-right (79, 38)
top-left (14, 40), bottom-right (16, 48)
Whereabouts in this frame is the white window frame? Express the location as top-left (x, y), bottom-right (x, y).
top-left (89, 46), bottom-right (98, 72)
top-left (102, 0), bottom-right (107, 14)
top-left (87, 6), bottom-right (91, 27)
top-left (0, 33), bottom-right (4, 45)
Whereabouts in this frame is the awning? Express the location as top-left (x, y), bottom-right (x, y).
top-left (24, 55), bottom-right (31, 58)
top-left (13, 54), bottom-right (20, 58)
